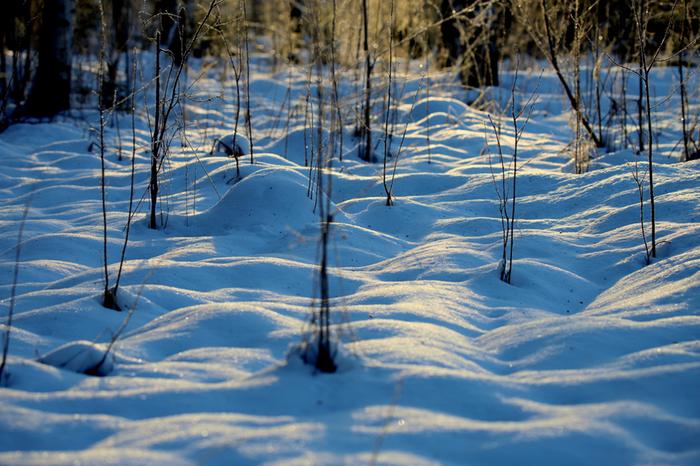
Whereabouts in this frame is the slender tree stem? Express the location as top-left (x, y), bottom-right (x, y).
top-left (383, 0), bottom-right (395, 206)
top-left (242, 0), bottom-right (253, 164)
top-left (360, 0), bottom-right (372, 162)
top-left (149, 32), bottom-right (161, 230)
top-left (0, 203), bottom-right (29, 382)
top-left (114, 57), bottom-right (138, 294)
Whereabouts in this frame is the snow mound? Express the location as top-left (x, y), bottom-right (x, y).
top-left (410, 97), bottom-right (470, 121)
top-left (285, 339), bottom-right (359, 374)
top-left (209, 133), bottom-right (251, 158)
top-left (168, 167), bottom-right (333, 235)
top-left (39, 341), bottom-right (114, 376)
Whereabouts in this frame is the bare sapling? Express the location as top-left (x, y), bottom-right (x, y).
top-left (359, 0), bottom-right (374, 162)
top-left (330, 0), bottom-right (343, 161)
top-left (283, 5), bottom-right (297, 160)
top-left (149, 0), bottom-right (219, 229)
top-left (487, 115), bottom-right (509, 279)
top-left (487, 58), bottom-right (537, 284)
top-left (423, 0), bottom-right (432, 165)
top-left (149, 30), bottom-right (162, 230)
top-left (241, 0), bottom-right (254, 164)
top-left (98, 1), bottom-right (121, 311)
top-left (304, 65), bottom-right (312, 168)
top-left (636, 0), bottom-right (657, 257)
top-left (85, 277), bottom-right (150, 376)
top-left (114, 103), bottom-right (123, 161)
top-left (111, 57), bottom-right (138, 303)
top-left (353, 12), bottom-right (363, 143)
top-left (0, 203), bottom-right (30, 385)
top-left (631, 156), bottom-right (652, 264)
top-left (573, 0), bottom-right (585, 173)
top-left (306, 63), bottom-right (317, 199)
top-left (382, 0), bottom-right (396, 206)
top-left (619, 68), bottom-right (629, 150)
top-left (369, 379), bottom-right (405, 466)
top-left (302, 2), bottom-right (336, 373)
top-left (636, 6), bottom-right (646, 154)
top-left (593, 1), bottom-right (603, 144)
top-left (630, 0), bottom-right (679, 259)
top-left (637, 75), bottom-right (645, 151)
top-left (315, 35), bottom-right (335, 373)
top-left (678, 0), bottom-right (690, 162)
top-left (283, 67), bottom-right (293, 159)
top-left (585, 1), bottom-right (615, 151)
top-left (385, 77), bottom-right (427, 209)
top-left (214, 7), bottom-right (244, 179)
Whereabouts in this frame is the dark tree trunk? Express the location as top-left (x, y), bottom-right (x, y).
top-left (359, 0), bottom-right (372, 162)
top-left (440, 0), bottom-right (499, 88)
top-left (14, 0), bottom-right (34, 103)
top-left (101, 0), bottom-right (130, 108)
top-left (24, 0), bottom-right (76, 117)
top-left (0, 17), bottom-right (6, 99)
top-left (288, 0), bottom-right (304, 62)
top-left (156, 0), bottom-right (184, 66)
top-left (290, 0), bottom-right (303, 31)
top-left (1, 0), bottom-right (20, 99)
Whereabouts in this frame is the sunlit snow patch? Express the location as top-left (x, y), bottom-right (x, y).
top-left (166, 166), bottom-right (341, 235)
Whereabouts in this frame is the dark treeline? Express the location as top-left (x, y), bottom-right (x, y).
top-left (0, 0), bottom-right (697, 127)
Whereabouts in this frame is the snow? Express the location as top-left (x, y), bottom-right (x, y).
top-left (209, 133), bottom-right (251, 158)
top-left (0, 59), bottom-right (699, 465)
top-left (38, 340), bottom-right (114, 376)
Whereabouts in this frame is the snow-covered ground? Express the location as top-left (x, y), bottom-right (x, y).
top-left (0, 59), bottom-right (699, 465)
